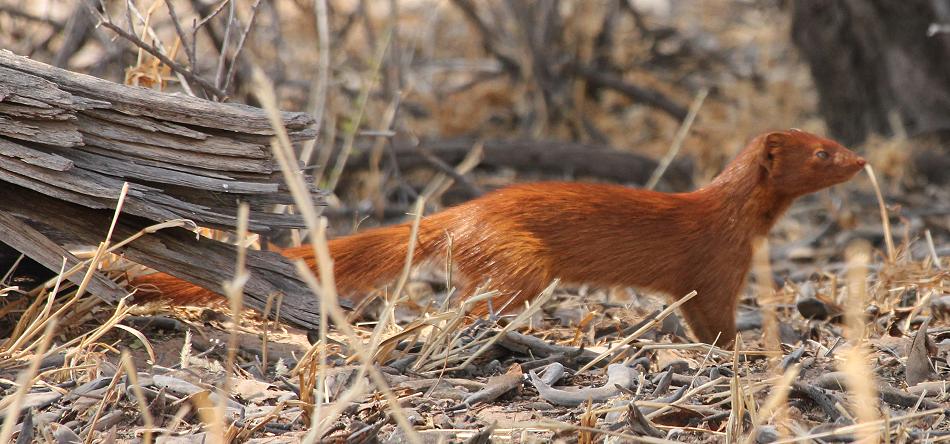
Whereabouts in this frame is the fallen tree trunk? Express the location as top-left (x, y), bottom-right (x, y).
top-left (0, 50), bottom-right (332, 328)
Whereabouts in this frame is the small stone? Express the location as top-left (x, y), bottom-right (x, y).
top-left (432, 413), bottom-right (454, 429)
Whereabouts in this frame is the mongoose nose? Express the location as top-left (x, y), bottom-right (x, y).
top-left (856, 157), bottom-right (867, 167)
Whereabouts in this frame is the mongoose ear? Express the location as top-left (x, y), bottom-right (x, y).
top-left (764, 131), bottom-right (788, 151)
top-left (758, 131), bottom-right (787, 174)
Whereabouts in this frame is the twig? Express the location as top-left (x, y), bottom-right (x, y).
top-left (0, 319), bottom-right (57, 444)
top-left (124, 0), bottom-right (136, 45)
top-left (573, 64), bottom-right (688, 120)
top-left (790, 382), bottom-right (843, 423)
top-left (222, 0), bottom-right (263, 93)
top-left (646, 87), bottom-right (708, 190)
top-left (214, 0), bottom-right (235, 91)
top-left (88, 4), bottom-right (228, 98)
top-left (357, 0), bottom-right (378, 61)
top-left (770, 408), bottom-right (944, 444)
top-left (450, 0), bottom-right (521, 75)
top-left (578, 291), bottom-right (698, 373)
top-left (384, 0), bottom-right (403, 99)
top-left (123, 0), bottom-right (196, 96)
top-left (448, 366), bottom-right (523, 410)
top-left (164, 1), bottom-right (197, 70)
top-left (325, 27), bottom-right (393, 194)
top-left (307, 0), bottom-right (332, 152)
top-left (415, 148), bottom-right (484, 196)
top-left (194, 0), bottom-right (231, 29)
top-left (524, 420), bottom-right (684, 444)
top-left (530, 364), bottom-right (638, 407)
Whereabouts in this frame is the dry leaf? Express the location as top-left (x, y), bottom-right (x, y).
top-left (906, 317), bottom-right (936, 386)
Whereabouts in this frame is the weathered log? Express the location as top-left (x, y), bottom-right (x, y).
top-left (0, 212), bottom-right (125, 301)
top-left (0, 49), bottom-right (318, 231)
top-left (0, 183), bottom-right (343, 327)
top-left (0, 50), bottom-right (329, 327)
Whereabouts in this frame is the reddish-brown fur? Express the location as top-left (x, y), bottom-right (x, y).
top-left (132, 130), bottom-right (865, 345)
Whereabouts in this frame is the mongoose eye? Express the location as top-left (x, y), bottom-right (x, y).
top-left (816, 150), bottom-right (829, 160)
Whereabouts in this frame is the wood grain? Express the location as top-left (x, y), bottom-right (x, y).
top-left (0, 50), bottom-right (329, 327)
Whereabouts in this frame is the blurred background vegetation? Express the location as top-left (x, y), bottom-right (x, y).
top-left (0, 0), bottom-right (946, 238)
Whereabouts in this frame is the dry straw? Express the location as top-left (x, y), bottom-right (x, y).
top-left (0, 318), bottom-right (57, 443)
top-left (864, 165), bottom-right (895, 262)
top-left (842, 239), bottom-right (881, 443)
top-left (252, 66), bottom-right (423, 444)
top-left (578, 290), bottom-right (698, 373)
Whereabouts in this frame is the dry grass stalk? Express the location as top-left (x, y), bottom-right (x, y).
top-left (16, 218), bottom-right (195, 334)
top-left (843, 240), bottom-right (882, 443)
top-left (371, 311), bottom-right (454, 364)
top-left (4, 182), bottom-right (131, 362)
top-left (325, 27), bottom-right (393, 194)
top-left (156, 403), bottom-right (193, 441)
top-left (421, 142), bottom-right (485, 202)
top-left (253, 66), bottom-right (374, 440)
top-left (753, 236), bottom-right (782, 369)
top-left (925, 230), bottom-right (943, 269)
top-left (295, 242), bottom-right (422, 444)
top-left (198, 202), bottom-right (251, 441)
top-left (223, 203), bottom-right (250, 382)
top-left (179, 328), bottom-right (192, 370)
top-left (82, 361), bottom-right (126, 444)
top-left (66, 297), bottom-right (149, 366)
top-left (743, 364), bottom-right (800, 444)
top-left (725, 337), bottom-right (745, 442)
top-left (410, 290), bottom-right (500, 372)
top-left (520, 419), bottom-right (685, 444)
top-left (120, 351), bottom-right (154, 444)
top-left (864, 165), bottom-right (896, 262)
top-left (254, 67), bottom-right (423, 444)
top-left (578, 290), bottom-right (698, 373)
top-left (111, 322), bottom-right (156, 363)
top-left (368, 197), bottom-right (426, 362)
top-left (903, 288), bottom-right (936, 333)
top-left (646, 86), bottom-right (709, 190)
top-left (644, 375), bottom-right (730, 420)
top-left (1, 259), bottom-right (67, 359)
top-left (259, 291), bottom-right (278, 377)
top-left (298, 357), bottom-right (317, 426)
top-left (236, 400), bottom-right (291, 438)
top-left (771, 408), bottom-right (944, 444)
top-left (190, 389), bottom-right (227, 444)
top-left (306, 0), bottom-right (331, 144)
top-left (0, 318), bottom-right (57, 443)
top-left (578, 399), bottom-right (598, 444)
top-left (446, 280), bottom-right (558, 373)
